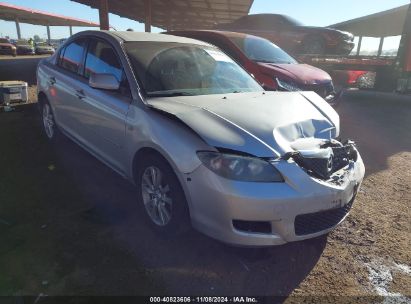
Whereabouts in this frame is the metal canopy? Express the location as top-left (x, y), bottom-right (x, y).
top-left (330, 4), bottom-right (409, 37)
top-left (71, 0), bottom-right (253, 30)
top-left (0, 1), bottom-right (99, 26)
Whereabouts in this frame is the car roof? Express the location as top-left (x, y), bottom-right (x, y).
top-left (166, 30), bottom-right (263, 40)
top-left (101, 30), bottom-right (212, 46)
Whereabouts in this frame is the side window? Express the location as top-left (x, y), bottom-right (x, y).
top-left (58, 39), bottom-right (87, 73)
top-left (85, 39), bottom-right (123, 82)
top-left (84, 39), bottom-right (130, 97)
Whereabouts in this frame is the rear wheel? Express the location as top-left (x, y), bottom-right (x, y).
top-left (136, 154), bottom-right (190, 236)
top-left (40, 99), bottom-right (60, 142)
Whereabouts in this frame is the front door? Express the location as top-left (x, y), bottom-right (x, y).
top-left (72, 38), bottom-right (132, 173)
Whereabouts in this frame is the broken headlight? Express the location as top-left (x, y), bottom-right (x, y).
top-left (284, 140), bottom-right (358, 180)
top-left (197, 152), bottom-right (284, 182)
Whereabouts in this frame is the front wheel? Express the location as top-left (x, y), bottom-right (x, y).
top-left (136, 154), bottom-right (190, 237)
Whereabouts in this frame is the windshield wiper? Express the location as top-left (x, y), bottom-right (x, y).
top-left (147, 91), bottom-right (195, 97)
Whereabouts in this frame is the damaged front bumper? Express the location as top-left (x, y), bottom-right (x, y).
top-left (184, 141), bottom-right (365, 247)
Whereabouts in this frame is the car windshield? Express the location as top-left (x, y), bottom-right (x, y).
top-left (125, 41), bottom-right (263, 97)
top-left (228, 36), bottom-right (297, 64)
top-left (0, 38), bottom-right (9, 43)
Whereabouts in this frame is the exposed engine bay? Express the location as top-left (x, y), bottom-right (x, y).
top-left (283, 138), bottom-right (358, 180)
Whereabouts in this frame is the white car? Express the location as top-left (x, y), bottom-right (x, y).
top-left (35, 42), bottom-right (55, 55)
top-left (37, 30), bottom-right (365, 246)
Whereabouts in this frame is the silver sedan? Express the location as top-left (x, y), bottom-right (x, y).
top-left (37, 30), bottom-right (365, 246)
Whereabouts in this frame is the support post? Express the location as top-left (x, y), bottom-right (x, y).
top-left (356, 36), bottom-right (362, 56)
top-left (144, 0), bottom-right (152, 33)
top-left (377, 37), bottom-right (384, 57)
top-left (69, 26), bottom-right (73, 36)
top-left (99, 0), bottom-right (110, 30)
top-left (46, 25), bottom-right (51, 44)
top-left (15, 19), bottom-right (21, 40)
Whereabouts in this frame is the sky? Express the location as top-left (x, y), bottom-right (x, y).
top-left (0, 0), bottom-right (409, 40)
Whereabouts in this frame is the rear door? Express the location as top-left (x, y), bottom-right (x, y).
top-left (73, 37), bottom-right (132, 172)
top-left (50, 38), bottom-right (88, 138)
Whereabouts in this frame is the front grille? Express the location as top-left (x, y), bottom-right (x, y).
top-left (294, 198), bottom-right (354, 236)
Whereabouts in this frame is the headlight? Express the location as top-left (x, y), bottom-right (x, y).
top-left (197, 151), bottom-right (284, 182)
top-left (276, 78), bottom-right (301, 92)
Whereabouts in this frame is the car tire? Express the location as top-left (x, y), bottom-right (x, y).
top-left (302, 37), bottom-right (326, 55)
top-left (40, 98), bottom-right (60, 142)
top-left (136, 154), bottom-right (191, 237)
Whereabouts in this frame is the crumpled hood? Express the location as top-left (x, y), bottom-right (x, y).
top-left (257, 62), bottom-right (332, 85)
top-left (147, 91), bottom-right (339, 158)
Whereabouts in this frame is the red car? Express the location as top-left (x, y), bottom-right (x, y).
top-left (0, 38), bottom-right (17, 57)
top-left (215, 14), bottom-right (355, 55)
top-left (166, 30), bottom-right (338, 104)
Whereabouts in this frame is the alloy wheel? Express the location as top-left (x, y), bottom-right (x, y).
top-left (42, 103), bottom-right (55, 139)
top-left (141, 166), bottom-right (173, 226)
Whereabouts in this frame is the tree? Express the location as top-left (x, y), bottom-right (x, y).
top-left (33, 35), bottom-right (41, 42)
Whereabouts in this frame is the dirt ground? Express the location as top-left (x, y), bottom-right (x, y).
top-left (0, 89), bottom-right (410, 302)
top-left (0, 56), bottom-right (46, 85)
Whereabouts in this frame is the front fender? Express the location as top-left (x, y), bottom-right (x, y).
top-left (124, 103), bottom-right (215, 178)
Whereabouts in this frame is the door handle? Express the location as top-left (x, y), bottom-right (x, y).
top-left (49, 77), bottom-right (56, 85)
top-left (75, 89), bottom-right (85, 100)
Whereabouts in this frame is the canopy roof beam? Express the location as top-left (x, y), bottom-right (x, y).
top-left (71, 0), bottom-right (253, 31)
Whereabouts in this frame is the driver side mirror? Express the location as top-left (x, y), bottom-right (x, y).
top-left (89, 73), bottom-right (120, 90)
